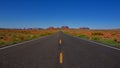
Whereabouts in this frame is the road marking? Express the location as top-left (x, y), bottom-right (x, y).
top-left (0, 35), bottom-right (50, 50)
top-left (72, 35), bottom-right (120, 51)
top-left (59, 39), bottom-right (62, 44)
top-left (60, 52), bottom-right (63, 64)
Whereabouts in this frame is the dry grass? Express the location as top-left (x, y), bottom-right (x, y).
top-left (0, 29), bottom-right (58, 46)
top-left (62, 29), bottom-right (120, 48)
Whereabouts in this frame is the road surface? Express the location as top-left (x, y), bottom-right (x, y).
top-left (0, 32), bottom-right (120, 68)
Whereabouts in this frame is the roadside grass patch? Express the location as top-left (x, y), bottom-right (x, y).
top-left (98, 39), bottom-right (120, 47)
top-left (77, 34), bottom-right (120, 48)
top-left (78, 35), bottom-right (89, 39)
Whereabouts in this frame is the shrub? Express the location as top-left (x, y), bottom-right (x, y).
top-left (78, 35), bottom-right (89, 39)
top-left (0, 40), bottom-right (6, 46)
top-left (0, 36), bottom-right (4, 39)
top-left (92, 32), bottom-right (103, 36)
top-left (91, 36), bottom-right (100, 41)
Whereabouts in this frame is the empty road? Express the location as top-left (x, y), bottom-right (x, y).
top-left (0, 32), bottom-right (120, 68)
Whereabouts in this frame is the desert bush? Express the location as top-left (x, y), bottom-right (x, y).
top-left (78, 35), bottom-right (89, 39)
top-left (91, 36), bottom-right (100, 41)
top-left (92, 32), bottom-right (103, 36)
top-left (0, 40), bottom-right (6, 45)
top-left (0, 36), bottom-right (4, 39)
top-left (114, 38), bottom-right (120, 43)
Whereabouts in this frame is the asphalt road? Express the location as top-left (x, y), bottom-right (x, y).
top-left (0, 32), bottom-right (120, 68)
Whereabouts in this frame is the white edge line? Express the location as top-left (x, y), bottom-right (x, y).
top-left (75, 36), bottom-right (120, 51)
top-left (66, 34), bottom-right (120, 51)
top-left (0, 35), bottom-right (50, 50)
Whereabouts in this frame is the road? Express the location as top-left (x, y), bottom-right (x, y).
top-left (0, 32), bottom-right (120, 68)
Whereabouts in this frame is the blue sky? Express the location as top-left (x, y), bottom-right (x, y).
top-left (0, 0), bottom-right (120, 29)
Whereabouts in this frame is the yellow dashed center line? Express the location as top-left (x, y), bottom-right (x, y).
top-left (59, 39), bottom-right (62, 44)
top-left (60, 52), bottom-right (63, 64)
